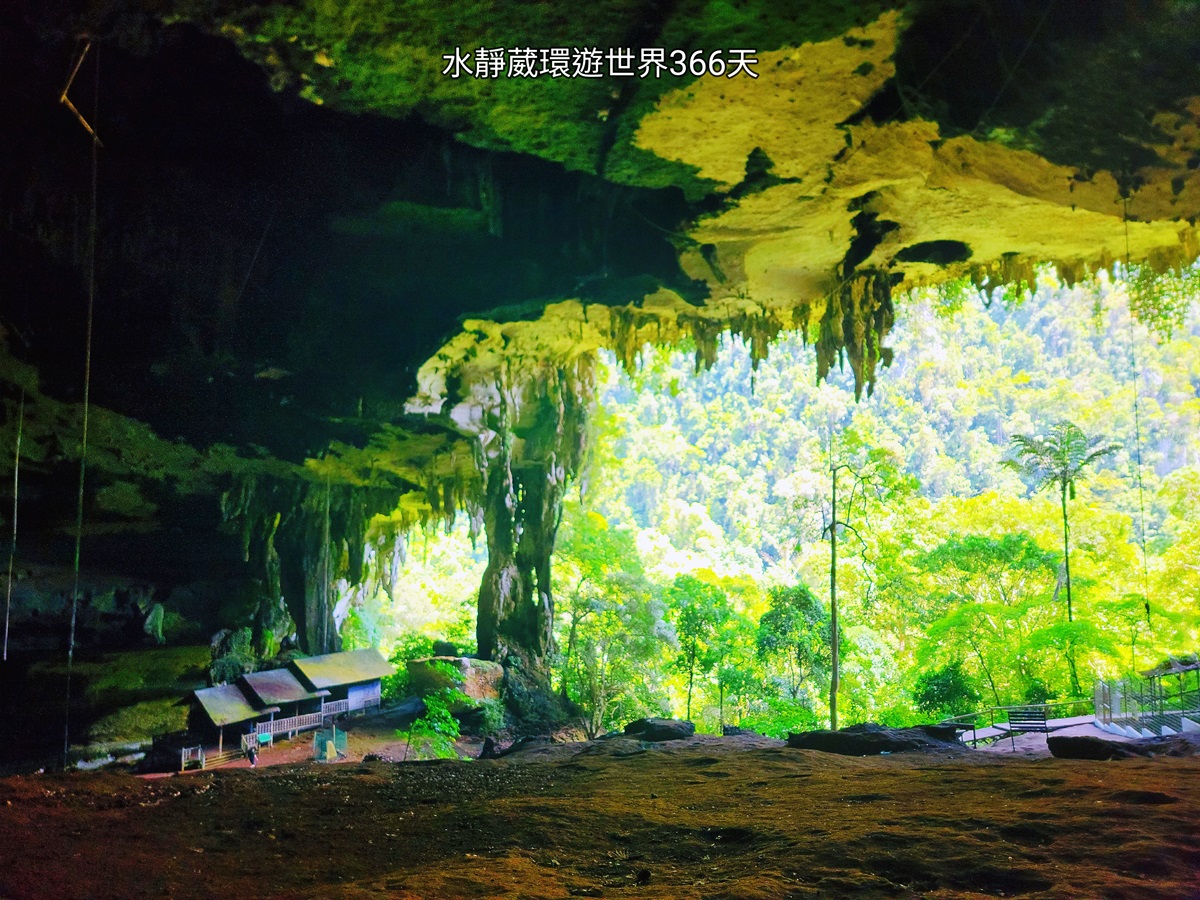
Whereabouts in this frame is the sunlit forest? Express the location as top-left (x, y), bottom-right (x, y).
top-left (342, 270), bottom-right (1200, 737)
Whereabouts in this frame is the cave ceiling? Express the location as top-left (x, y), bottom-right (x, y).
top-left (4, 0), bottom-right (1200, 578)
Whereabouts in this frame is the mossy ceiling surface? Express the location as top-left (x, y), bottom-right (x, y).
top-left (16, 0), bottom-right (1200, 548)
top-left (166, 1), bottom-right (1200, 391)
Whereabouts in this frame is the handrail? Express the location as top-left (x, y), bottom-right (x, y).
top-left (939, 697), bottom-right (1094, 746)
top-left (1094, 670), bottom-right (1200, 737)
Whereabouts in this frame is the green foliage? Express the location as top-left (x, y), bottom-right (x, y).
top-left (668, 574), bottom-right (731, 721)
top-left (475, 698), bottom-right (507, 737)
top-left (366, 273), bottom-right (1200, 731)
top-left (554, 505), bottom-right (672, 735)
top-left (1006, 422), bottom-right (1119, 503)
top-left (1022, 678), bottom-right (1056, 705)
top-left (1127, 263), bottom-right (1200, 340)
top-left (913, 662), bottom-right (982, 718)
top-left (209, 627), bottom-right (257, 685)
top-left (88, 698), bottom-right (189, 745)
top-left (756, 583), bottom-right (831, 700)
top-left (398, 686), bottom-right (468, 761)
top-left (737, 697), bottom-right (821, 738)
top-left (381, 647), bottom-right (413, 706)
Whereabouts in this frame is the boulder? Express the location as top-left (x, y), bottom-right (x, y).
top-left (479, 735), bottom-right (555, 759)
top-left (391, 695), bottom-right (427, 723)
top-left (1048, 734), bottom-right (1200, 760)
top-left (787, 722), bottom-right (963, 756)
top-left (722, 725), bottom-right (759, 737)
top-left (406, 656), bottom-right (503, 712)
top-left (623, 717), bottom-right (696, 742)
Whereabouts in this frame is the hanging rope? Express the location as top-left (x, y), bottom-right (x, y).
top-left (3, 390), bottom-right (24, 662)
top-left (322, 474), bottom-right (332, 654)
top-left (1122, 197), bottom-right (1152, 626)
top-left (61, 36), bottom-right (101, 768)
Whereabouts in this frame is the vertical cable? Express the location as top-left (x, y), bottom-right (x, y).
top-left (3, 390), bottom-right (24, 661)
top-left (63, 40), bottom-right (99, 768)
top-left (1123, 199), bottom-right (1152, 625)
top-left (322, 475), bottom-right (331, 653)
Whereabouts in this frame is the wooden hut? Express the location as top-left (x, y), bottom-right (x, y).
top-left (290, 648), bottom-right (392, 715)
top-left (190, 683), bottom-right (278, 755)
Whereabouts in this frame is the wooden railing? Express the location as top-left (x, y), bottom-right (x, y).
top-left (322, 699), bottom-right (350, 716)
top-left (181, 745), bottom-right (204, 770)
top-left (260, 712), bottom-right (323, 735)
top-left (182, 744), bottom-right (245, 770)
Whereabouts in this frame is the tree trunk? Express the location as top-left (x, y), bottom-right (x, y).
top-left (560, 612), bottom-right (580, 701)
top-left (1060, 483), bottom-right (1073, 624)
top-left (686, 646), bottom-right (695, 720)
top-left (1060, 482), bottom-right (1083, 697)
top-left (830, 466), bottom-right (839, 731)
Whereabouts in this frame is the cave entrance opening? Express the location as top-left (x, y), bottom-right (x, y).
top-left (342, 269), bottom-right (1200, 737)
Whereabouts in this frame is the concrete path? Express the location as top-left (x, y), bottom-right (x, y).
top-left (973, 714), bottom-right (1134, 756)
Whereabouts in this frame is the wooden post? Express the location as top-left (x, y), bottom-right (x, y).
top-left (218, 727), bottom-right (223, 754)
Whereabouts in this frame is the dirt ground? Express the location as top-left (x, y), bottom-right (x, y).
top-left (2, 718), bottom-right (1198, 900)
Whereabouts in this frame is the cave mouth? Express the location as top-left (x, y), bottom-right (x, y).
top-left (331, 270), bottom-right (1199, 740)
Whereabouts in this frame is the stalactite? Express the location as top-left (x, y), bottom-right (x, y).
top-left (222, 472), bottom-right (409, 653)
top-left (814, 269), bottom-right (896, 400)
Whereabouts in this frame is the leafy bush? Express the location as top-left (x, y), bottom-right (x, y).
top-left (475, 698), bottom-right (507, 736)
top-left (1023, 678), bottom-right (1057, 705)
top-left (209, 627), bottom-right (257, 685)
top-left (913, 662), bottom-right (982, 718)
top-left (398, 686), bottom-right (471, 760)
top-left (737, 697), bottom-right (821, 738)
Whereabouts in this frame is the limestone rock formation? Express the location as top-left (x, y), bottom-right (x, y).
top-left (407, 656), bottom-right (504, 710)
top-left (623, 717), bottom-right (697, 742)
top-left (787, 722), bottom-right (964, 755)
top-left (1048, 734), bottom-right (1200, 760)
top-left (5, 0), bottom-right (1200, 683)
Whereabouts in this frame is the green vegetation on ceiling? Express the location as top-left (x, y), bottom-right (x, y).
top-left (176, 0), bottom-right (901, 196)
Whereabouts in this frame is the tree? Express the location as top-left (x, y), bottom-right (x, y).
top-left (914, 532), bottom-right (1062, 704)
top-left (553, 505), bottom-right (669, 736)
top-left (554, 508), bottom-right (646, 700)
top-left (1005, 422), bottom-right (1117, 625)
top-left (755, 583), bottom-right (831, 703)
top-left (667, 574), bottom-right (729, 721)
top-left (913, 662), bottom-right (982, 719)
top-left (812, 428), bottom-right (911, 729)
top-left (1006, 422), bottom-right (1117, 695)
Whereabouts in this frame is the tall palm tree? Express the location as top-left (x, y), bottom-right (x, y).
top-left (1006, 422), bottom-right (1117, 696)
top-left (1005, 422), bottom-right (1118, 625)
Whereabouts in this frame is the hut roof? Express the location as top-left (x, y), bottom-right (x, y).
top-left (292, 648), bottom-right (393, 690)
top-left (193, 684), bottom-right (278, 728)
top-left (241, 668), bottom-right (328, 706)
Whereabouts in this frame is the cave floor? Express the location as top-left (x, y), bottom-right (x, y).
top-left (1, 734), bottom-right (1197, 899)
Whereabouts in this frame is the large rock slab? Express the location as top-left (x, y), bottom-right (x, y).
top-left (1048, 734), bottom-right (1200, 760)
top-left (787, 722), bottom-right (963, 756)
top-left (623, 718), bottom-right (696, 742)
top-left (406, 656), bottom-right (503, 711)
